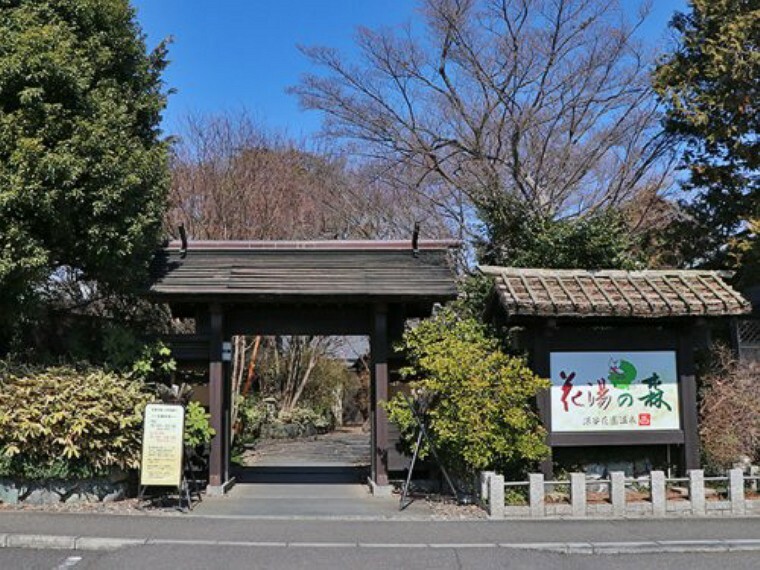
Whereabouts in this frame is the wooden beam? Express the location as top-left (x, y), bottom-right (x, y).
top-left (208, 303), bottom-right (225, 489)
top-left (371, 304), bottom-right (390, 487)
top-left (225, 305), bottom-right (372, 336)
top-left (549, 431), bottom-right (685, 446)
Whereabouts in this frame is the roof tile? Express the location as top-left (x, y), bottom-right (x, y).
top-left (481, 267), bottom-right (751, 318)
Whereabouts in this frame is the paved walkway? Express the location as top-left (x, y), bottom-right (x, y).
top-left (193, 427), bottom-right (427, 517)
top-left (193, 482), bottom-right (433, 518)
top-left (240, 426), bottom-right (370, 468)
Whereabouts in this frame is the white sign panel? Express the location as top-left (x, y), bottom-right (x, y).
top-left (140, 403), bottom-right (185, 487)
top-left (550, 351), bottom-right (680, 432)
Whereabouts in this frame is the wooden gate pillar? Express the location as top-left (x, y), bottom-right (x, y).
top-left (207, 303), bottom-right (226, 494)
top-left (370, 303), bottom-right (390, 491)
top-left (678, 326), bottom-right (700, 472)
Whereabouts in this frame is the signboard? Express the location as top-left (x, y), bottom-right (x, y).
top-left (550, 351), bottom-right (680, 432)
top-left (140, 403), bottom-right (185, 487)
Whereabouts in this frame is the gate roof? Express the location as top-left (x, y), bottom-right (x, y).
top-left (149, 240), bottom-right (459, 303)
top-left (481, 266), bottom-right (751, 319)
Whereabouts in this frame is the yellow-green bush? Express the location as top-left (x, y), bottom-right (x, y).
top-left (385, 308), bottom-right (550, 479)
top-left (0, 362), bottom-right (152, 480)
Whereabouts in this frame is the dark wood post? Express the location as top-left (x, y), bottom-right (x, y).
top-left (532, 325), bottom-right (553, 478)
top-left (208, 303), bottom-right (225, 490)
top-left (371, 303), bottom-right (390, 487)
top-left (677, 326), bottom-right (700, 472)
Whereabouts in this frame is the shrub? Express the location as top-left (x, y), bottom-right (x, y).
top-left (384, 308), bottom-right (550, 479)
top-left (0, 361), bottom-right (152, 480)
top-left (300, 357), bottom-right (358, 423)
top-left (184, 401), bottom-right (215, 448)
top-left (235, 396), bottom-right (269, 444)
top-left (278, 407), bottom-right (331, 432)
top-left (699, 345), bottom-right (760, 470)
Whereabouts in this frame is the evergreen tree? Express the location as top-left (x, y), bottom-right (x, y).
top-left (0, 0), bottom-right (170, 348)
top-left (654, 0), bottom-right (759, 275)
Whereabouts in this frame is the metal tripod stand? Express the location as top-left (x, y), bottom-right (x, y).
top-left (399, 392), bottom-right (466, 510)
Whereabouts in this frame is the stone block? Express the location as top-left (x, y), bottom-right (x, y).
top-left (750, 465), bottom-right (759, 493)
top-left (610, 471), bottom-right (626, 516)
top-left (529, 473), bottom-right (544, 517)
top-left (729, 468), bottom-right (745, 515)
top-left (650, 470), bottom-right (666, 516)
top-left (0, 482), bottom-right (19, 505)
top-left (102, 486), bottom-right (126, 503)
top-left (689, 469), bottom-right (706, 515)
top-left (480, 471), bottom-right (494, 503)
top-left (570, 473), bottom-right (586, 517)
top-left (24, 488), bottom-right (60, 505)
top-left (488, 474), bottom-right (505, 519)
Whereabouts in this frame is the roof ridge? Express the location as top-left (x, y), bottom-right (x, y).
top-left (478, 266), bottom-right (730, 277)
top-left (167, 240), bottom-right (460, 251)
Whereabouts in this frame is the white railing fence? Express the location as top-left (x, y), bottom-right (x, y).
top-left (480, 468), bottom-right (760, 519)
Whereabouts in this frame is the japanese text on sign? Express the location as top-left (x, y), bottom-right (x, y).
top-left (140, 403), bottom-right (184, 487)
top-left (550, 351), bottom-right (680, 432)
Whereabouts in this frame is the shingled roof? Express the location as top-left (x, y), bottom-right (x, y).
top-left (149, 240), bottom-right (459, 302)
top-left (480, 266), bottom-right (751, 319)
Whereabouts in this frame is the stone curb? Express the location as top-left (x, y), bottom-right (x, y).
top-left (5, 534), bottom-right (77, 549)
top-left (75, 537), bottom-right (148, 551)
top-left (2, 533), bottom-right (760, 554)
top-left (501, 539), bottom-right (760, 554)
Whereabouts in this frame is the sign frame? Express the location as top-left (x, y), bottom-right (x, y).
top-left (139, 402), bottom-right (186, 489)
top-left (521, 321), bottom-right (701, 472)
top-left (528, 324), bottom-right (695, 451)
top-left (548, 350), bottom-right (681, 435)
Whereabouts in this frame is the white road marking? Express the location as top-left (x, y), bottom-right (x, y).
top-left (54, 555), bottom-right (82, 569)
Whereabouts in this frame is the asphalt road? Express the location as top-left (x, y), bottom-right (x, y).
top-left (3, 512), bottom-right (760, 545)
top-left (3, 544), bottom-right (760, 570)
top-left (2, 512), bottom-right (760, 569)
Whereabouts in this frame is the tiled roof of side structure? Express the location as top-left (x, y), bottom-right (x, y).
top-left (480, 266), bottom-right (752, 318)
top-left (149, 240), bottom-right (459, 300)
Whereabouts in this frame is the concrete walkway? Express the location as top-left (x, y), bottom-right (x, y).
top-left (193, 482), bottom-right (432, 518)
top-left (193, 427), bottom-right (429, 517)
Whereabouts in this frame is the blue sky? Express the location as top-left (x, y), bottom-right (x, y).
top-left (132, 0), bottom-right (687, 139)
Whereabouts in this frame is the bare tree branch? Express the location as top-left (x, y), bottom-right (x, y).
top-left (291, 0), bottom-right (675, 236)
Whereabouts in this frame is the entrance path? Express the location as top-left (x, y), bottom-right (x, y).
top-left (241, 426), bottom-right (371, 468)
top-left (194, 426), bottom-right (432, 518)
top-left (192, 482), bottom-right (432, 518)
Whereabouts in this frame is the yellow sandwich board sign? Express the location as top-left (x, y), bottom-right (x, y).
top-left (140, 403), bottom-right (185, 488)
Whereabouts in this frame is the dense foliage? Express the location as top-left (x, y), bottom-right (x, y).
top-left (0, 0), bottom-right (170, 351)
top-left (477, 203), bottom-right (643, 270)
top-left (0, 362), bottom-right (152, 480)
top-left (654, 0), bottom-right (759, 275)
top-left (385, 309), bottom-right (549, 478)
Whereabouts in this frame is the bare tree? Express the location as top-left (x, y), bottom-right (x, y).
top-left (167, 113), bottom-right (340, 240)
top-left (251, 336), bottom-right (344, 413)
top-left (167, 112), bottom-right (453, 422)
top-left (166, 111), bottom-right (450, 242)
top-left (291, 0), bottom-right (675, 237)
top-left (699, 345), bottom-right (760, 469)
